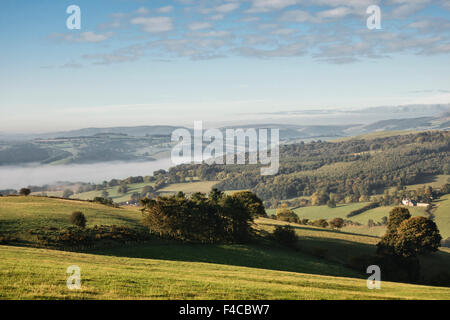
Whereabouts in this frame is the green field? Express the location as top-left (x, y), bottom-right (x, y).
top-left (292, 203), bottom-right (371, 220)
top-left (350, 206), bottom-right (428, 224)
top-left (2, 245), bottom-right (450, 300)
top-left (387, 174), bottom-right (450, 192)
top-left (0, 196), bottom-right (142, 235)
top-left (267, 198), bottom-right (450, 238)
top-left (73, 182), bottom-right (154, 203)
top-left (72, 181), bottom-right (220, 203)
top-left (158, 181), bottom-right (220, 195)
top-left (434, 194), bottom-right (450, 239)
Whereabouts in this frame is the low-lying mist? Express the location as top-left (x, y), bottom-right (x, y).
top-left (0, 158), bottom-right (174, 190)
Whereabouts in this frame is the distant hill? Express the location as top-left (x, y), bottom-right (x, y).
top-left (38, 125), bottom-right (187, 139)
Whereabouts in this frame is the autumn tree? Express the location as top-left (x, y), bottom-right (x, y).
top-left (393, 217), bottom-right (442, 258)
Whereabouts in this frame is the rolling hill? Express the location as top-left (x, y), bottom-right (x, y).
top-left (1, 196), bottom-right (450, 299)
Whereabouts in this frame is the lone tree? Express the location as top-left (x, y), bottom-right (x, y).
top-left (70, 211), bottom-right (86, 228)
top-left (19, 188), bottom-right (31, 196)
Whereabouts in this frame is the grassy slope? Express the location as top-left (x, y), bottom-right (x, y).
top-left (434, 194), bottom-right (450, 239)
top-left (158, 181), bottom-right (220, 195)
top-left (73, 182), bottom-right (154, 203)
top-left (1, 196), bottom-right (450, 299)
top-left (2, 245), bottom-right (450, 300)
top-left (333, 130), bottom-right (418, 142)
top-left (72, 181), bottom-right (220, 202)
top-left (256, 217), bottom-right (450, 284)
top-left (292, 203), bottom-right (370, 220)
top-left (388, 174), bottom-right (449, 192)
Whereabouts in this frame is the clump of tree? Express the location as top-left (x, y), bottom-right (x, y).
top-left (347, 202), bottom-right (379, 218)
top-left (141, 189), bottom-right (263, 243)
top-left (92, 197), bottom-right (114, 206)
top-left (329, 217), bottom-right (344, 230)
top-left (272, 225), bottom-right (298, 246)
top-left (69, 211), bottom-right (86, 228)
top-left (118, 184), bottom-right (128, 194)
top-left (19, 188), bottom-right (31, 196)
top-left (311, 219), bottom-right (329, 228)
top-left (231, 191), bottom-right (266, 217)
top-left (376, 207), bottom-right (442, 282)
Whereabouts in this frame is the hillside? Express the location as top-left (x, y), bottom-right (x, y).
top-left (1, 245), bottom-right (450, 300)
top-left (0, 196), bottom-right (142, 237)
top-left (1, 196), bottom-right (450, 298)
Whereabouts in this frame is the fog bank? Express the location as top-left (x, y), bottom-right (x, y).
top-left (0, 158), bottom-right (175, 190)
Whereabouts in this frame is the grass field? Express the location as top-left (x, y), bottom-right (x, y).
top-left (255, 217), bottom-right (450, 285)
top-left (292, 203), bottom-right (371, 220)
top-left (72, 181), bottom-right (220, 202)
top-left (73, 182), bottom-right (155, 203)
top-left (158, 181), bottom-right (220, 195)
top-left (1, 196), bottom-right (450, 299)
top-left (387, 174), bottom-right (450, 192)
top-left (2, 245), bottom-right (450, 300)
top-left (349, 205), bottom-right (428, 224)
top-left (434, 194), bottom-right (450, 239)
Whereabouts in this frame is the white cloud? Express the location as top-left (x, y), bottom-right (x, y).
top-left (215, 3), bottom-right (240, 13)
top-left (280, 10), bottom-right (317, 23)
top-left (247, 0), bottom-right (299, 13)
top-left (209, 14), bottom-right (225, 21)
top-left (317, 7), bottom-right (351, 19)
top-left (49, 31), bottom-right (113, 43)
top-left (131, 17), bottom-right (173, 33)
top-left (271, 28), bottom-right (296, 35)
top-left (158, 6), bottom-right (174, 13)
top-left (135, 7), bottom-right (150, 15)
top-left (195, 30), bottom-right (231, 38)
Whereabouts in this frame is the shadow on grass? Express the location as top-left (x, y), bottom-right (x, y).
top-left (87, 238), bottom-right (366, 279)
top-left (261, 221), bottom-right (381, 239)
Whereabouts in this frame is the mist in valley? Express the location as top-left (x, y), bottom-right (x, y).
top-left (0, 158), bottom-right (175, 190)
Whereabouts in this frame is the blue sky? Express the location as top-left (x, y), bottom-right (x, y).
top-left (0, 0), bottom-right (449, 132)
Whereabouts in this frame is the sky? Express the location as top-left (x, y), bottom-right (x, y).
top-left (0, 0), bottom-right (449, 133)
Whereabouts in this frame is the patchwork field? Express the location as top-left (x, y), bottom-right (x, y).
top-left (72, 182), bottom-right (155, 203)
top-left (72, 181), bottom-right (220, 202)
